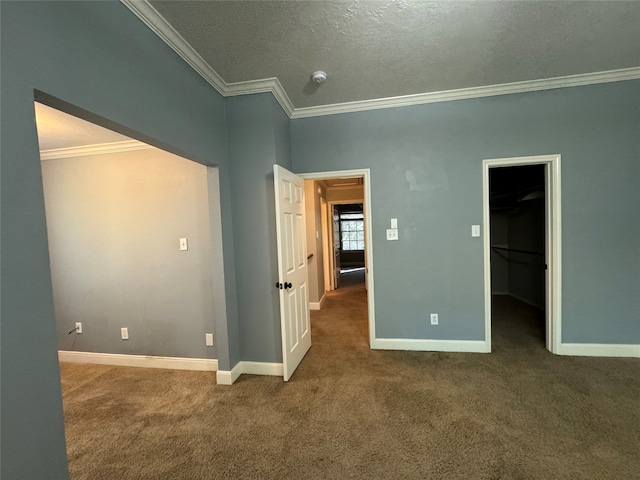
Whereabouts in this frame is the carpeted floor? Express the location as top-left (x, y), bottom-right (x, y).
top-left (60, 274), bottom-right (639, 479)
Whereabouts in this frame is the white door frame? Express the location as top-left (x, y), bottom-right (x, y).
top-left (299, 169), bottom-right (376, 348)
top-left (482, 154), bottom-right (562, 354)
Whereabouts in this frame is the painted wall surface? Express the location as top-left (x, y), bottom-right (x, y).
top-left (304, 181), bottom-right (326, 303)
top-left (0, 2), bottom-right (238, 478)
top-left (225, 93), bottom-right (291, 363)
top-left (41, 149), bottom-right (217, 358)
top-left (291, 81), bottom-right (640, 345)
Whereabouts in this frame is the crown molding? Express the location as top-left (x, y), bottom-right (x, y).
top-left (121, 0), bottom-right (227, 96)
top-left (121, 1), bottom-right (639, 120)
top-left (40, 140), bottom-right (151, 161)
top-left (290, 67), bottom-right (640, 119)
top-left (120, 0), bottom-right (295, 116)
top-left (224, 77), bottom-right (295, 116)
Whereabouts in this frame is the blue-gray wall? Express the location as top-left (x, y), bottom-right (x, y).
top-left (0, 2), bottom-right (238, 478)
top-left (225, 93), bottom-right (291, 363)
top-left (2, 2), bottom-right (638, 479)
top-left (291, 81), bottom-right (640, 344)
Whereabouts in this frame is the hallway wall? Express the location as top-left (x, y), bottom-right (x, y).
top-left (304, 180), bottom-right (327, 304)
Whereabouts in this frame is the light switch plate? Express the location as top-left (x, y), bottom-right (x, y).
top-left (386, 228), bottom-right (398, 241)
top-left (205, 333), bottom-right (214, 346)
top-left (390, 218), bottom-right (398, 229)
top-left (471, 225), bottom-right (480, 237)
top-left (179, 237), bottom-right (188, 250)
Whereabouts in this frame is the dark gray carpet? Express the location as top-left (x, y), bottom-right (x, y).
top-left (60, 280), bottom-right (639, 479)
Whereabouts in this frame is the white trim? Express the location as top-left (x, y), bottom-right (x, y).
top-left (557, 343), bottom-right (640, 358)
top-left (120, 0), bottom-right (227, 96)
top-left (216, 362), bottom-right (242, 385)
top-left (120, 1), bottom-right (639, 120)
top-left (372, 338), bottom-right (490, 353)
top-left (120, 0), bottom-right (294, 117)
top-left (224, 77), bottom-right (295, 118)
top-left (309, 292), bottom-right (326, 311)
top-left (58, 350), bottom-right (218, 371)
top-left (40, 140), bottom-right (151, 160)
top-left (241, 361), bottom-right (284, 376)
top-left (483, 154), bottom-right (562, 355)
top-left (299, 169), bottom-right (376, 347)
top-left (215, 361), bottom-right (284, 385)
top-left (290, 68), bottom-right (640, 118)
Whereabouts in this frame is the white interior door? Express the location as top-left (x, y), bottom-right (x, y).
top-left (273, 165), bottom-right (311, 381)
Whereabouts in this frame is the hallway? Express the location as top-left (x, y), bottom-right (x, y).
top-left (310, 269), bottom-right (368, 350)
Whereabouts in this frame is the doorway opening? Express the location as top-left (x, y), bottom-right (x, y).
top-left (34, 96), bottom-right (228, 470)
top-left (333, 202), bottom-right (366, 289)
top-left (300, 169), bottom-right (376, 347)
top-left (483, 155), bottom-right (562, 354)
top-left (35, 100), bottom-right (223, 366)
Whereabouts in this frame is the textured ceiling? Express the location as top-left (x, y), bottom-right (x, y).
top-left (150, 1), bottom-right (640, 108)
top-left (35, 103), bottom-right (131, 151)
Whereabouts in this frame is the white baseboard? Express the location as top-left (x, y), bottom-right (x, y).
top-left (309, 293), bottom-right (327, 311)
top-left (216, 361), bottom-right (284, 385)
top-left (216, 362), bottom-right (243, 385)
top-left (242, 361), bottom-right (284, 376)
top-left (58, 351), bottom-right (218, 371)
top-left (372, 338), bottom-right (490, 353)
top-left (558, 343), bottom-right (640, 358)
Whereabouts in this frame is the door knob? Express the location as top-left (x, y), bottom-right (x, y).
top-left (284, 282), bottom-right (292, 289)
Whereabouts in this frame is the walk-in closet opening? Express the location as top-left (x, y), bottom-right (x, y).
top-left (488, 164), bottom-right (547, 349)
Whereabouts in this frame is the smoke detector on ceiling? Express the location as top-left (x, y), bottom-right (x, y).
top-left (311, 71), bottom-right (327, 84)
